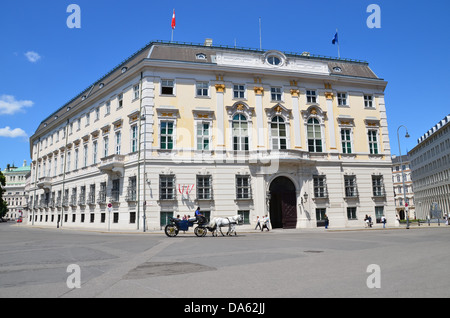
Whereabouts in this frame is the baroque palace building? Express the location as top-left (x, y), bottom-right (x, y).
top-left (28, 40), bottom-right (395, 231)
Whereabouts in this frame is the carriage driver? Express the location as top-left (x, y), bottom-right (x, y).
top-left (195, 207), bottom-right (205, 224)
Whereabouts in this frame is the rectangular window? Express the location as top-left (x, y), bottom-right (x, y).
top-left (372, 176), bottom-right (385, 197)
top-left (127, 176), bottom-right (137, 201)
top-left (95, 108), bottom-right (100, 121)
top-left (160, 175), bottom-right (175, 200)
top-left (160, 121), bottom-right (174, 150)
top-left (364, 95), bottom-right (373, 108)
top-left (93, 141), bottom-right (98, 164)
top-left (306, 90), bottom-right (317, 103)
top-left (347, 207), bottom-right (357, 220)
top-left (105, 101), bottom-right (111, 115)
top-left (131, 125), bottom-right (138, 153)
top-left (113, 212), bottom-right (119, 223)
top-left (341, 129), bottom-right (352, 154)
top-left (197, 175), bottom-right (212, 200)
top-left (197, 122), bottom-right (210, 150)
top-left (103, 137), bottom-right (109, 158)
top-left (196, 82), bottom-right (209, 97)
top-left (236, 175), bottom-right (251, 199)
top-left (133, 84), bottom-right (140, 100)
top-left (375, 206), bottom-right (384, 223)
top-left (83, 145), bottom-right (88, 167)
top-left (161, 80), bottom-right (174, 95)
top-left (337, 93), bottom-right (347, 106)
top-left (160, 211), bottom-right (173, 227)
top-left (115, 131), bottom-right (121, 155)
top-left (313, 175), bottom-right (327, 198)
top-left (233, 84), bottom-right (245, 99)
top-left (316, 208), bottom-right (327, 227)
top-left (129, 212), bottom-right (136, 224)
top-left (344, 176), bottom-right (358, 197)
top-left (118, 93), bottom-right (123, 108)
top-left (237, 210), bottom-right (250, 225)
top-left (112, 179), bottom-right (120, 202)
top-left (368, 130), bottom-right (379, 154)
top-left (271, 87), bottom-right (282, 101)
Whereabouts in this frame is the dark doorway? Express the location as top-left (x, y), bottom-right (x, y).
top-left (269, 177), bottom-right (297, 229)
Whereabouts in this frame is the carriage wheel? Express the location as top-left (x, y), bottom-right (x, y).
top-left (165, 224), bottom-right (179, 237)
top-left (194, 226), bottom-right (207, 237)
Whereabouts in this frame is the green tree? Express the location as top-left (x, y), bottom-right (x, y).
top-left (0, 171), bottom-right (7, 218)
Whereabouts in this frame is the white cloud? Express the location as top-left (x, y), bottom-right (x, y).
top-left (0, 95), bottom-right (34, 115)
top-left (0, 127), bottom-right (28, 138)
top-left (25, 51), bottom-right (41, 63)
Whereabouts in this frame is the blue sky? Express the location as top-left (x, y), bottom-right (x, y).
top-left (1, 0), bottom-right (449, 170)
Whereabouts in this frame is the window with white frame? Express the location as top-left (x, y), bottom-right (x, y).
top-left (306, 90), bottom-right (317, 103)
top-left (160, 121), bottom-right (174, 150)
top-left (307, 118), bottom-right (322, 152)
top-left (159, 175), bottom-right (175, 200)
top-left (364, 95), bottom-right (374, 108)
top-left (105, 101), bottom-right (111, 115)
top-left (74, 149), bottom-right (78, 170)
top-left (197, 175), bottom-right (212, 200)
top-left (196, 82), bottom-right (209, 97)
top-left (93, 141), bottom-right (98, 164)
top-left (133, 84), bottom-right (140, 100)
top-left (313, 175), bottom-right (328, 198)
top-left (115, 131), bottom-right (121, 155)
top-left (95, 108), bottom-right (100, 121)
top-left (368, 130), bottom-right (379, 154)
top-left (232, 114), bottom-right (249, 151)
top-left (83, 144), bottom-right (88, 167)
top-left (118, 93), bottom-right (123, 108)
top-left (271, 116), bottom-right (287, 150)
top-left (337, 93), bottom-right (348, 106)
top-left (344, 175), bottom-right (358, 197)
top-left (161, 80), bottom-right (174, 95)
top-left (341, 129), bottom-right (352, 154)
top-left (372, 175), bottom-right (385, 197)
top-left (233, 84), bottom-right (245, 99)
top-left (103, 136), bottom-right (109, 158)
top-left (131, 125), bottom-right (138, 153)
top-left (271, 87), bottom-right (282, 101)
top-left (196, 122), bottom-right (210, 150)
top-left (236, 175), bottom-right (251, 199)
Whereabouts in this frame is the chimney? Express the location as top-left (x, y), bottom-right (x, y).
top-left (204, 38), bottom-right (213, 47)
top-left (23, 160), bottom-right (27, 167)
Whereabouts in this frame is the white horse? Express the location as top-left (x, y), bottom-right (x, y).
top-left (208, 215), bottom-right (243, 236)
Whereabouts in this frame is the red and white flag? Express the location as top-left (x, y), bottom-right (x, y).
top-left (171, 9), bottom-right (176, 30)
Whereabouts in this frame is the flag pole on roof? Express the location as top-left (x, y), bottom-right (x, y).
top-left (332, 29), bottom-right (340, 59)
top-left (171, 9), bottom-right (176, 42)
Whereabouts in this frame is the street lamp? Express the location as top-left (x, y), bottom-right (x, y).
top-left (397, 125), bottom-right (410, 229)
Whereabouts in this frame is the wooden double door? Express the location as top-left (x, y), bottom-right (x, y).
top-left (269, 177), bottom-right (297, 229)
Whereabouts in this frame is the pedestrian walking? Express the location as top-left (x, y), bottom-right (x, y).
top-left (261, 215), bottom-right (270, 231)
top-left (255, 216), bottom-right (262, 230)
top-left (381, 215), bottom-right (386, 228)
top-left (324, 214), bottom-right (329, 229)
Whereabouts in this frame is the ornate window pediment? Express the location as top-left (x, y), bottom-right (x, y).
top-left (265, 104), bottom-right (292, 121)
top-left (226, 102), bottom-right (254, 119)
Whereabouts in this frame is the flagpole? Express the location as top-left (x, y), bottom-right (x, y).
top-left (336, 28), bottom-right (340, 59)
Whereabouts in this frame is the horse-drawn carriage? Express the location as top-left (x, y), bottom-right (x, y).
top-left (164, 215), bottom-right (243, 238)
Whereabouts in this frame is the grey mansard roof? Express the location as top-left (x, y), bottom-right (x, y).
top-left (31, 40), bottom-right (383, 142)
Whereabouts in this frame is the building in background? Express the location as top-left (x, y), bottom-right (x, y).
top-left (409, 114), bottom-right (450, 220)
top-left (391, 155), bottom-right (415, 220)
top-left (28, 40), bottom-right (396, 231)
top-left (2, 161), bottom-right (31, 221)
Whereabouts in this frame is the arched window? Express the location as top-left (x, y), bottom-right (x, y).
top-left (232, 114), bottom-right (249, 151)
top-left (307, 118), bottom-right (322, 152)
top-left (271, 116), bottom-right (287, 150)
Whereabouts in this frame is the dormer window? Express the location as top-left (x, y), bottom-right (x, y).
top-left (196, 53), bottom-right (207, 60)
top-left (267, 56), bottom-right (281, 66)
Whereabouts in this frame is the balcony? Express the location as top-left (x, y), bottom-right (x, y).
top-left (37, 177), bottom-right (52, 190)
top-left (98, 154), bottom-right (125, 177)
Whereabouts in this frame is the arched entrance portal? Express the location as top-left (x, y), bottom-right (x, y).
top-left (269, 177), bottom-right (297, 229)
